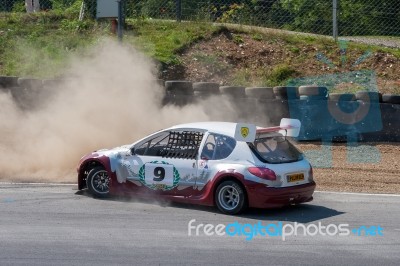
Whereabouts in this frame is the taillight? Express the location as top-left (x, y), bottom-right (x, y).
top-left (309, 164), bottom-right (314, 181)
top-left (248, 167), bottom-right (277, 181)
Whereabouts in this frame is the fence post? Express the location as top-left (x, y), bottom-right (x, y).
top-left (176, 0), bottom-right (182, 22)
top-left (117, 0), bottom-right (123, 42)
top-left (333, 0), bottom-right (338, 41)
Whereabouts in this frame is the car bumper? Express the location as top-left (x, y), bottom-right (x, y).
top-left (246, 181), bottom-right (316, 208)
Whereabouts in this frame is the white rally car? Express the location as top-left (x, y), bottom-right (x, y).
top-left (77, 119), bottom-right (315, 214)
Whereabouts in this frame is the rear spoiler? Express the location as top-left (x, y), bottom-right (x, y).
top-left (235, 118), bottom-right (301, 142)
top-left (257, 118), bottom-right (301, 138)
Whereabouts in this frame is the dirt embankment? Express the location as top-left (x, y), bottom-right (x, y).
top-left (163, 29), bottom-right (400, 94)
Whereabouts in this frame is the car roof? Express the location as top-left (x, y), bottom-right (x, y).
top-left (168, 122), bottom-right (239, 138)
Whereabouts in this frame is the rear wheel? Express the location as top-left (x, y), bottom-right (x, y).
top-left (86, 166), bottom-right (110, 198)
top-left (215, 181), bottom-right (246, 215)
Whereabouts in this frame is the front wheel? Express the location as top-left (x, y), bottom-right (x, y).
top-left (86, 166), bottom-right (110, 198)
top-left (215, 181), bottom-right (247, 215)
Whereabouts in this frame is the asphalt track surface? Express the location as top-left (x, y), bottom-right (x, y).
top-left (0, 184), bottom-right (399, 266)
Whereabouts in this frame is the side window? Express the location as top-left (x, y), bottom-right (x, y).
top-left (135, 132), bottom-right (170, 156)
top-left (201, 134), bottom-right (216, 160)
top-left (160, 131), bottom-right (204, 159)
top-left (135, 131), bottom-right (204, 159)
top-left (201, 133), bottom-right (236, 160)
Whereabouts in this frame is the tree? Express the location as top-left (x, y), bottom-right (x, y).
top-left (279, 0), bottom-right (400, 36)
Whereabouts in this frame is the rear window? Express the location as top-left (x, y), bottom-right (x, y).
top-left (250, 135), bottom-right (303, 164)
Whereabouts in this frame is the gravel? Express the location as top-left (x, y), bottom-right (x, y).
top-left (341, 37), bottom-right (400, 49)
top-left (297, 142), bottom-right (400, 194)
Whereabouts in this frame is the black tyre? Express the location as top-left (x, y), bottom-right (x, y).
top-left (245, 87), bottom-right (274, 99)
top-left (154, 79), bottom-right (165, 87)
top-left (0, 76), bottom-right (19, 88)
top-left (382, 94), bottom-right (400, 104)
top-left (165, 80), bottom-right (193, 96)
top-left (17, 78), bottom-right (43, 89)
top-left (215, 180), bottom-right (247, 215)
top-left (42, 79), bottom-right (63, 88)
top-left (355, 91), bottom-right (382, 103)
top-left (219, 86), bottom-right (246, 98)
top-left (86, 166), bottom-right (110, 198)
top-left (9, 86), bottom-right (34, 110)
top-left (298, 85), bottom-right (328, 100)
top-left (328, 93), bottom-right (356, 101)
top-left (193, 82), bottom-right (220, 95)
top-left (298, 85), bottom-right (327, 96)
top-left (273, 86), bottom-right (298, 100)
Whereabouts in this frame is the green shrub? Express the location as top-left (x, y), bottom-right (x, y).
top-left (270, 64), bottom-right (297, 84)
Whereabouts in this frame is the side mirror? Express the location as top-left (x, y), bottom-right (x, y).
top-left (130, 147), bottom-right (135, 155)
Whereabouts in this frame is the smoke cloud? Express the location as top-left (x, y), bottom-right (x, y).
top-left (0, 39), bottom-right (245, 183)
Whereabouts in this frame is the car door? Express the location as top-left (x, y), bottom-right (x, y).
top-left (124, 129), bottom-right (204, 195)
top-left (197, 132), bottom-right (237, 190)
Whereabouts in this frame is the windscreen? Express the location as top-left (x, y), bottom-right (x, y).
top-left (251, 135), bottom-right (303, 164)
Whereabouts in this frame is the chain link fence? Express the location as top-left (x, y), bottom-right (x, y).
top-left (1, 0), bottom-right (400, 37)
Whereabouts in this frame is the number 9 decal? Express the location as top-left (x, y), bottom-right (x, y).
top-left (153, 167), bottom-right (165, 182)
top-left (140, 162), bottom-right (178, 190)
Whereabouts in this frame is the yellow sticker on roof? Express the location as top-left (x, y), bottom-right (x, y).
top-left (241, 127), bottom-right (249, 138)
top-left (235, 123), bottom-right (256, 142)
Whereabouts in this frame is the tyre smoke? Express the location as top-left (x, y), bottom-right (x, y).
top-left (0, 39), bottom-right (242, 182)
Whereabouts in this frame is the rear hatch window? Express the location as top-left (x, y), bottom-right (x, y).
top-left (250, 134), bottom-right (303, 164)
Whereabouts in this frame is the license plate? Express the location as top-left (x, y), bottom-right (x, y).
top-left (287, 173), bottom-right (304, 182)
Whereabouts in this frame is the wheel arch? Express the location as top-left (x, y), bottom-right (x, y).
top-left (210, 171), bottom-right (248, 206)
top-left (78, 160), bottom-right (106, 190)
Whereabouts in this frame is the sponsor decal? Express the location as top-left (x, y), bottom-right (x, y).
top-left (234, 123), bottom-right (256, 142)
top-left (241, 127), bottom-right (249, 138)
top-left (138, 161), bottom-right (180, 191)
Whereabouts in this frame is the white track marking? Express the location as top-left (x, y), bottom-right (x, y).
top-left (315, 190), bottom-right (400, 197)
top-left (0, 183), bottom-right (399, 196)
top-left (0, 182), bottom-right (76, 186)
